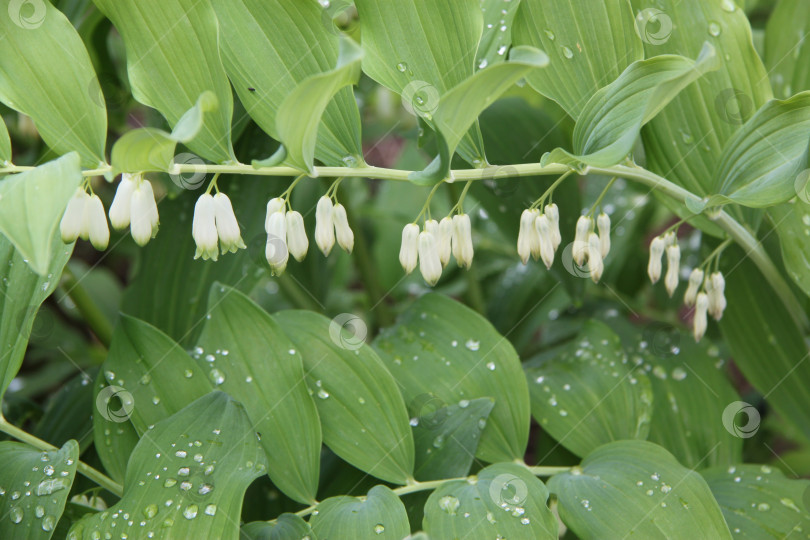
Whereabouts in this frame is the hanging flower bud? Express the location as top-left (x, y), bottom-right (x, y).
top-left (518, 209), bottom-right (535, 264)
top-left (86, 194), bottom-right (110, 251)
top-left (424, 219), bottom-right (439, 236)
top-left (526, 209), bottom-right (543, 261)
top-left (545, 203), bottom-right (561, 251)
top-left (266, 210), bottom-right (288, 275)
top-left (708, 272), bottom-right (727, 320)
top-left (141, 179), bottom-right (159, 233)
top-left (314, 196), bottom-right (335, 256)
top-left (684, 268), bottom-right (704, 307)
top-left (573, 215), bottom-right (592, 266)
top-left (647, 236), bottom-right (665, 284)
top-left (418, 231), bottom-right (442, 286)
top-left (286, 210), bottom-right (309, 262)
top-left (60, 188), bottom-right (89, 244)
top-left (213, 193), bottom-right (246, 255)
top-left (437, 217), bottom-right (453, 267)
top-left (192, 194), bottom-right (219, 261)
top-left (588, 232), bottom-right (604, 283)
top-left (452, 214), bottom-right (474, 269)
top-left (333, 203), bottom-right (354, 253)
top-left (130, 180), bottom-right (159, 247)
top-left (399, 223), bottom-right (420, 274)
top-left (693, 292), bottom-right (709, 342)
top-left (535, 214), bottom-right (555, 269)
top-left (664, 243), bottom-right (681, 297)
top-left (265, 197), bottom-right (285, 233)
top-left (597, 212), bottom-right (611, 258)
top-left (109, 173), bottom-right (136, 230)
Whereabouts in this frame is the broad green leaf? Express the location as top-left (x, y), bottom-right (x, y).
top-left (702, 464), bottom-right (810, 537)
top-left (712, 92), bottom-right (810, 207)
top-left (411, 397), bottom-right (494, 481)
top-left (0, 3), bottom-right (105, 166)
top-left (513, 0), bottom-right (643, 119)
top-left (241, 515), bottom-right (314, 540)
top-left (34, 370), bottom-right (96, 452)
top-left (769, 199), bottom-right (810, 298)
top-left (355, 0), bottom-right (487, 165)
top-left (195, 285), bottom-right (321, 505)
top-left (210, 0), bottom-right (363, 167)
top-left (0, 440), bottom-right (79, 539)
top-left (632, 0), bottom-right (773, 198)
top-left (92, 0), bottom-right (234, 162)
top-left (477, 0), bottom-right (522, 69)
top-left (0, 230), bottom-right (72, 402)
top-left (549, 440), bottom-right (732, 539)
top-left (70, 392), bottom-right (267, 540)
top-left (543, 43), bottom-right (720, 168)
top-left (719, 249), bottom-right (810, 441)
top-left (409, 47), bottom-right (549, 185)
top-left (524, 321), bottom-right (653, 458)
top-left (309, 485), bottom-right (409, 539)
top-left (110, 92), bottom-right (217, 174)
top-left (0, 117), bottom-right (10, 163)
top-left (275, 38), bottom-right (363, 174)
top-left (625, 329), bottom-right (742, 469)
top-left (0, 153), bottom-right (82, 275)
top-left (274, 310), bottom-right (413, 485)
top-left (423, 463), bottom-right (557, 539)
top-left (100, 315), bottom-right (211, 434)
top-left (373, 293), bottom-right (530, 464)
top-left (765, 0), bottom-right (810, 99)
top-left (91, 371), bottom-right (140, 484)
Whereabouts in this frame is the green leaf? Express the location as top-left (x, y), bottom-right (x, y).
top-left (241, 514), bottom-right (314, 540)
top-left (355, 0), bottom-right (487, 165)
top-left (373, 293), bottom-right (530, 464)
top-left (719, 248), bottom-right (810, 441)
top-left (512, 0), bottom-right (643, 120)
top-left (0, 117), bottom-right (10, 163)
top-left (210, 0), bottom-right (363, 167)
top-left (632, 0), bottom-right (773, 198)
top-left (0, 153), bottom-right (82, 275)
top-left (92, 0), bottom-right (234, 162)
top-left (195, 285), bottom-right (321, 505)
top-left (0, 3), bottom-right (106, 166)
top-left (549, 440), bottom-right (732, 539)
top-left (309, 485), bottom-right (410, 539)
top-left (477, 0), bottom-right (522, 69)
top-left (0, 440), bottom-right (79, 539)
top-left (712, 92), bottom-right (810, 207)
top-left (765, 0), bottom-right (810, 99)
top-left (543, 43), bottom-right (720, 168)
top-left (409, 47), bottom-right (549, 185)
top-left (275, 37), bottom-right (364, 174)
top-left (0, 230), bottom-right (72, 402)
top-left (525, 321), bottom-right (653, 458)
top-left (34, 370), bottom-right (96, 452)
top-left (702, 464), bottom-right (810, 537)
top-left (423, 463), bottom-right (557, 539)
top-left (769, 199), bottom-right (810, 298)
top-left (412, 397), bottom-right (494, 481)
top-left (91, 371), bottom-right (140, 485)
top-left (70, 392), bottom-right (267, 540)
top-left (274, 310), bottom-right (413, 485)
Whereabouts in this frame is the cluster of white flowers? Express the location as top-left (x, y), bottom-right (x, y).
top-left (648, 233), bottom-right (727, 342)
top-left (60, 188), bottom-right (109, 250)
top-left (191, 192), bottom-right (246, 261)
top-left (399, 214), bottom-right (473, 286)
top-left (517, 203), bottom-right (562, 269)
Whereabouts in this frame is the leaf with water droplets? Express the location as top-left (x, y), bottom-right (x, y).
top-left (275, 310), bottom-right (414, 485)
top-left (194, 285), bottom-right (322, 504)
top-left (411, 397), bottom-right (494, 481)
top-left (423, 462), bottom-right (557, 539)
top-left (477, 0), bottom-right (523, 69)
top-left (549, 440), bottom-right (732, 538)
top-left (702, 464), bottom-right (810, 537)
top-left (310, 485), bottom-right (410, 539)
top-left (0, 440), bottom-right (79, 540)
top-left (241, 513), bottom-right (314, 540)
top-left (91, 368), bottom-right (140, 484)
top-left (524, 320), bottom-right (652, 458)
top-left (70, 392), bottom-right (266, 540)
top-left (372, 293), bottom-right (530, 464)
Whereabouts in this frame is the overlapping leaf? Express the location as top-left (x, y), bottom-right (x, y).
top-left (309, 485), bottom-right (410, 539)
top-left (0, 118), bottom-right (10, 163)
top-left (769, 199), bottom-right (810, 298)
top-left (765, 0), bottom-right (810, 99)
top-left (477, 0), bottom-right (523, 69)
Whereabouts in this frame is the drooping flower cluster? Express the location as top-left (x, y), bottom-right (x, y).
top-left (399, 214), bottom-right (473, 286)
top-left (191, 192), bottom-right (246, 261)
top-left (647, 233), bottom-right (727, 342)
top-left (60, 188), bottom-right (109, 250)
top-left (517, 203), bottom-right (561, 269)
top-left (109, 173), bottom-right (160, 246)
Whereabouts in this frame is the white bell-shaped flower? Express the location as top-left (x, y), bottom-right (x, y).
top-left (60, 188), bottom-right (89, 244)
top-left (588, 232), bottom-right (604, 283)
top-left (213, 193), bottom-right (246, 255)
top-left (314, 196), bottom-right (335, 256)
top-left (647, 236), bottom-right (665, 284)
top-left (517, 209), bottom-right (535, 265)
top-left (130, 180), bottom-right (159, 247)
top-left (573, 215), bottom-right (592, 266)
top-left (545, 203), bottom-right (561, 251)
top-left (266, 210), bottom-right (289, 275)
top-left (86, 194), bottom-right (110, 251)
top-left (597, 212), bottom-right (611, 258)
top-left (418, 231), bottom-right (442, 286)
top-left (535, 214), bottom-right (555, 269)
top-left (109, 173), bottom-right (136, 230)
top-left (452, 214), bottom-right (474, 268)
top-left (399, 223), bottom-right (420, 274)
top-left (265, 197), bottom-right (285, 233)
top-left (333, 203), bottom-right (354, 253)
top-left (707, 271), bottom-right (727, 320)
top-left (192, 194), bottom-right (219, 261)
top-left (286, 210), bottom-right (309, 262)
top-left (684, 268), bottom-right (704, 307)
top-left (664, 243), bottom-right (681, 297)
top-left (424, 219), bottom-right (439, 236)
top-left (437, 217), bottom-right (453, 267)
top-left (693, 292), bottom-right (709, 342)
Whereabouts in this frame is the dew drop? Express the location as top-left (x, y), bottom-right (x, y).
top-left (561, 46), bottom-right (574, 59)
top-left (465, 339), bottom-right (480, 351)
top-left (708, 22), bottom-right (722, 36)
top-left (544, 29), bottom-right (555, 40)
top-left (438, 495), bottom-right (460, 515)
top-left (42, 515), bottom-right (55, 531)
top-left (208, 369), bottom-right (225, 386)
top-left (183, 505), bottom-right (198, 519)
top-left (204, 504), bottom-right (217, 516)
top-left (9, 506), bottom-right (23, 523)
top-left (144, 504), bottom-right (158, 519)
top-left (374, 524), bottom-right (385, 534)
top-left (396, 62), bottom-right (408, 73)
